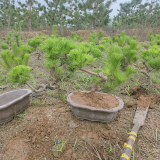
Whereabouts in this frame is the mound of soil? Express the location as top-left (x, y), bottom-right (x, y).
top-left (150, 93), bottom-right (160, 103)
top-left (137, 95), bottom-right (151, 110)
top-left (71, 91), bottom-right (119, 109)
top-left (129, 86), bottom-right (149, 99)
top-left (74, 30), bottom-right (108, 41)
top-left (128, 86), bottom-right (160, 110)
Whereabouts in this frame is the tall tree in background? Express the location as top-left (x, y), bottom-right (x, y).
top-left (8, 0), bottom-right (11, 28)
top-left (67, 0), bottom-right (86, 29)
top-left (113, 0), bottom-right (160, 27)
top-left (17, 0), bottom-right (38, 31)
top-left (0, 0), bottom-right (16, 29)
top-left (113, 0), bottom-right (148, 27)
top-left (0, 0), bottom-right (117, 30)
top-left (67, 0), bottom-right (116, 29)
top-left (28, 0), bottom-right (38, 32)
top-left (0, 0), bottom-right (8, 28)
top-left (84, 0), bottom-right (116, 29)
top-left (44, 0), bottom-right (68, 31)
top-left (36, 3), bottom-right (47, 28)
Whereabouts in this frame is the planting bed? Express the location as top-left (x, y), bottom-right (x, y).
top-left (0, 30), bottom-right (160, 160)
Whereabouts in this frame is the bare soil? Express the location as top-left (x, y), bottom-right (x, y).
top-left (0, 58), bottom-right (160, 160)
top-left (128, 86), bottom-right (160, 110)
top-left (71, 91), bottom-right (119, 109)
top-left (129, 86), bottom-right (149, 99)
top-left (137, 95), bottom-right (151, 110)
top-left (74, 30), bottom-right (108, 42)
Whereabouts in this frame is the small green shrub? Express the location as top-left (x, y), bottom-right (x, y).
top-left (103, 44), bottom-right (136, 89)
top-left (98, 30), bottom-right (103, 40)
top-left (79, 35), bottom-right (84, 41)
top-left (90, 47), bottom-right (103, 58)
top-left (115, 31), bottom-right (126, 47)
top-left (149, 32), bottom-right (160, 46)
top-left (88, 32), bottom-right (99, 44)
top-left (52, 25), bottom-right (57, 36)
top-left (99, 37), bottom-right (112, 45)
top-left (13, 20), bottom-right (24, 46)
top-left (121, 39), bottom-right (140, 66)
top-left (14, 57), bottom-right (22, 66)
top-left (70, 33), bottom-right (84, 42)
top-left (141, 45), bottom-right (160, 70)
top-left (27, 38), bottom-right (42, 50)
top-left (0, 42), bottom-right (30, 70)
top-left (67, 49), bottom-right (96, 71)
top-left (0, 50), bottom-right (13, 70)
top-left (27, 47), bottom-right (34, 53)
top-left (88, 30), bottom-right (103, 44)
top-left (71, 32), bottom-right (79, 40)
top-left (43, 37), bottom-right (75, 80)
top-left (8, 65), bottom-right (31, 84)
top-left (1, 43), bottom-right (9, 50)
top-left (141, 42), bottom-right (150, 48)
top-left (11, 42), bottom-right (30, 65)
top-left (22, 54), bottom-right (30, 65)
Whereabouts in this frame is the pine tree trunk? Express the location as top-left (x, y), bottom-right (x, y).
top-left (75, 18), bottom-right (78, 30)
top-left (50, 18), bottom-right (54, 33)
top-left (60, 21), bottom-right (64, 36)
top-left (50, 4), bottom-right (58, 33)
top-left (8, 0), bottom-right (11, 29)
top-left (29, 0), bottom-right (31, 32)
top-left (89, 20), bottom-right (92, 29)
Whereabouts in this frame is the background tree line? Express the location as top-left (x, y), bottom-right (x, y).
top-left (113, 0), bottom-right (160, 28)
top-left (0, 0), bottom-right (160, 32)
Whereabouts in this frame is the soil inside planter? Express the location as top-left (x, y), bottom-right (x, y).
top-left (70, 91), bottom-right (119, 109)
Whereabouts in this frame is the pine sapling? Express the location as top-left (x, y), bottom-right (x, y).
top-left (103, 44), bottom-right (136, 89)
top-left (0, 50), bottom-right (13, 70)
top-left (88, 32), bottom-right (99, 44)
top-left (13, 20), bottom-right (24, 47)
top-left (140, 44), bottom-right (160, 87)
top-left (12, 42), bottom-right (30, 66)
top-left (98, 30), bottom-right (103, 40)
top-left (52, 25), bottom-right (59, 38)
top-left (43, 37), bottom-right (75, 82)
top-left (52, 25), bottom-right (57, 36)
top-left (1, 43), bottom-right (9, 50)
top-left (67, 46), bottom-right (108, 91)
top-left (8, 65), bottom-right (46, 93)
top-left (121, 39), bottom-right (140, 67)
top-left (0, 42), bottom-right (30, 71)
top-left (71, 32), bottom-right (81, 41)
top-left (27, 37), bottom-right (42, 51)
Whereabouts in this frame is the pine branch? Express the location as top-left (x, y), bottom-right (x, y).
top-left (139, 69), bottom-right (152, 86)
top-left (80, 68), bottom-right (108, 82)
top-left (135, 68), bottom-right (152, 87)
top-left (26, 82), bottom-right (46, 93)
top-left (142, 61), bottom-right (154, 72)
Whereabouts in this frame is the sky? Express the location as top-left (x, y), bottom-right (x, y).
top-left (110, 0), bottom-right (131, 18)
top-left (110, 0), bottom-right (150, 18)
top-left (15, 0), bottom-right (149, 18)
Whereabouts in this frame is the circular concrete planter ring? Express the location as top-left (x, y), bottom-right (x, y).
top-left (67, 91), bottom-right (124, 123)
